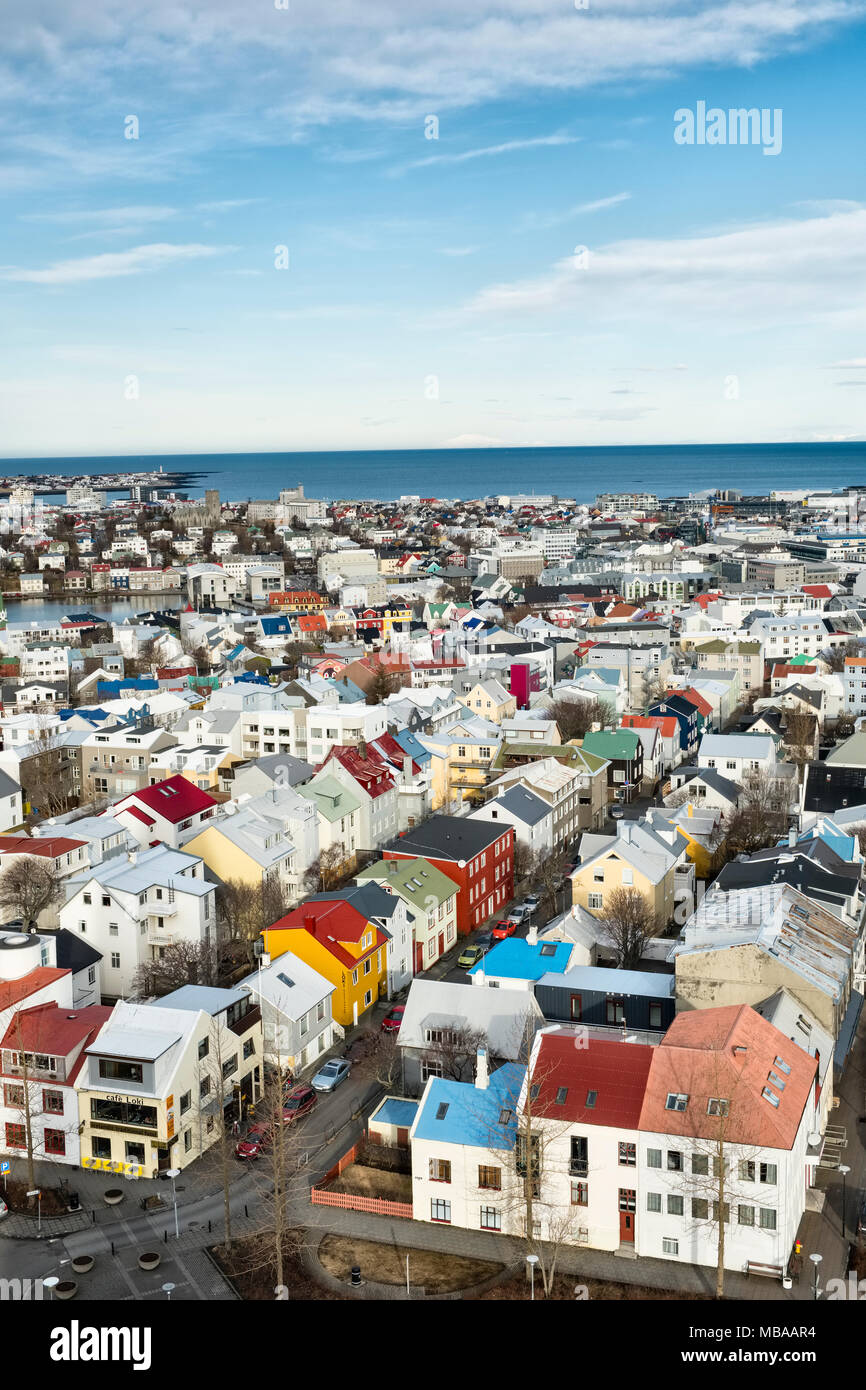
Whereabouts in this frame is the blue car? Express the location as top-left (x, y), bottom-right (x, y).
top-left (311, 1058), bottom-right (351, 1092)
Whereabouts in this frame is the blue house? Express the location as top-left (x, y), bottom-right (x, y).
top-left (534, 963), bottom-right (676, 1032)
top-left (648, 694), bottom-right (699, 757)
top-left (469, 937), bottom-right (573, 990)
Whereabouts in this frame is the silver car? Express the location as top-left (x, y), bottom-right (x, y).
top-left (311, 1058), bottom-right (351, 1092)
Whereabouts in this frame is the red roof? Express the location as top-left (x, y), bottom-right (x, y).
top-left (320, 745), bottom-right (396, 799)
top-left (639, 1005), bottom-right (816, 1149)
top-left (0, 968), bottom-right (68, 1011)
top-left (530, 1032), bottom-right (655, 1129)
top-left (126, 806), bottom-right (156, 828)
top-left (370, 732), bottom-right (420, 777)
top-left (621, 715), bottom-right (679, 739)
top-left (0, 836), bottom-right (85, 859)
top-left (116, 775), bottom-right (217, 824)
top-left (772, 662), bottom-right (816, 680)
top-left (802, 584), bottom-right (832, 598)
top-left (266, 901), bottom-right (386, 969)
top-left (0, 1001), bottom-right (113, 1060)
top-left (667, 686), bottom-right (713, 718)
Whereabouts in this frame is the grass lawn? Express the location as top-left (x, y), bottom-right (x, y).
top-left (318, 1234), bottom-right (503, 1293)
top-left (327, 1163), bottom-right (412, 1202)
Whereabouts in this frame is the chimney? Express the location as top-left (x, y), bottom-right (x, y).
top-left (402, 756), bottom-right (413, 784)
top-left (475, 1046), bottom-right (489, 1090)
top-left (303, 914), bottom-right (316, 932)
top-left (527, 923), bottom-right (538, 946)
top-left (129, 851), bottom-right (137, 866)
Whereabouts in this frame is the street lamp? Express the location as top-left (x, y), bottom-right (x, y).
top-left (27, 1189), bottom-right (41, 1234)
top-left (166, 1167), bottom-right (181, 1239)
top-left (43, 1276), bottom-right (59, 1302)
top-left (839, 1165), bottom-right (851, 1240)
top-left (809, 1252), bottom-right (822, 1301)
top-left (161, 1282), bottom-right (176, 1301)
top-left (526, 1253), bottom-right (539, 1301)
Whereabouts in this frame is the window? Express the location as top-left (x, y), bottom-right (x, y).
top-left (429, 1158), bottom-right (451, 1183)
top-left (707, 1098), bottom-right (729, 1116)
top-left (647, 1148), bottom-right (662, 1169)
top-left (662, 1238), bottom-right (679, 1256)
top-left (98, 1059), bottom-right (142, 1084)
top-left (665, 1092), bottom-right (688, 1112)
top-left (110, 952), bottom-right (120, 969)
top-left (44, 1128), bottom-right (66, 1156)
top-left (180, 1091), bottom-right (191, 1115)
top-left (243, 1038), bottom-right (254, 1060)
top-left (184, 1129), bottom-right (193, 1153)
top-left (760, 1163), bottom-right (777, 1185)
top-left (606, 998), bottom-right (625, 1025)
top-left (692, 1154), bottom-right (708, 1176)
top-left (646, 1191), bottom-right (662, 1213)
top-left (738, 1205), bottom-right (755, 1226)
top-left (618, 1142), bottom-right (636, 1167)
top-left (588, 893), bottom-right (603, 910)
top-left (739, 1159), bottom-right (755, 1182)
top-left (199, 1076), bottom-right (211, 1098)
top-left (773, 1055), bottom-right (791, 1076)
top-left (762, 1086), bottom-right (780, 1108)
top-left (480, 1206), bottom-right (501, 1231)
top-left (759, 1208), bottom-right (777, 1231)
top-left (478, 1165), bottom-right (501, 1190)
top-left (420, 1059), bottom-right (443, 1082)
top-left (767, 1070), bottom-right (787, 1092)
top-left (5, 1123), bottom-right (26, 1148)
top-left (649, 1002), bottom-right (663, 1029)
top-left (692, 1198), bottom-right (709, 1219)
top-left (571, 1181), bottom-right (588, 1206)
top-left (42, 1089), bottom-right (64, 1114)
top-left (667, 1194), bottom-right (684, 1216)
top-left (91, 1136), bottom-right (111, 1160)
top-left (431, 1199), bottom-right (451, 1224)
top-left (363, 958), bottom-right (371, 976)
top-left (221, 1055), bottom-right (238, 1080)
top-left (667, 1151), bottom-right (683, 1172)
top-left (364, 990), bottom-right (372, 1007)
top-left (198, 1038), bottom-right (209, 1061)
top-left (570, 1135), bottom-right (588, 1177)
top-left (352, 970), bottom-right (358, 987)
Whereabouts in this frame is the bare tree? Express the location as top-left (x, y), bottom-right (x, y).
top-left (217, 877), bottom-right (292, 978)
top-left (24, 713), bottom-right (73, 819)
top-left (131, 939), bottom-right (218, 997)
top-left (709, 768), bottom-right (791, 868)
top-left (301, 845), bottom-right (352, 895)
top-left (365, 663), bottom-right (401, 705)
top-left (543, 697), bottom-right (613, 742)
top-left (602, 886), bottom-right (660, 970)
top-left (782, 708), bottom-right (817, 778)
top-left (421, 1023), bottom-right (491, 1084)
top-left (0, 855), bottom-right (61, 930)
top-left (820, 638), bottom-right (863, 673)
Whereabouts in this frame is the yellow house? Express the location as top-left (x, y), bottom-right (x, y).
top-left (456, 678), bottom-right (517, 725)
top-left (658, 803), bottom-right (714, 878)
top-left (184, 805), bottom-right (295, 891)
top-left (263, 900), bottom-right (388, 1027)
top-left (571, 820), bottom-right (690, 927)
top-left (422, 721), bottom-right (501, 809)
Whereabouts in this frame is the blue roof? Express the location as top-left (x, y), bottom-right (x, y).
top-left (152, 984), bottom-right (251, 1015)
top-left (469, 937), bottom-right (572, 981)
top-left (797, 822), bottom-right (857, 862)
top-left (542, 963), bottom-right (676, 997)
top-left (260, 616), bottom-right (291, 635)
top-left (372, 1098), bottom-right (420, 1128)
top-left (412, 1062), bottom-right (525, 1148)
top-left (96, 678), bottom-right (159, 696)
top-left (393, 727), bottom-right (431, 766)
top-left (226, 643), bottom-right (247, 661)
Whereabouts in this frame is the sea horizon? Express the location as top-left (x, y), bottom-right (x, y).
top-left (2, 440), bottom-right (866, 506)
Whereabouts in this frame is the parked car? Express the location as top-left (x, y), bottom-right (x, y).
top-left (282, 1085), bottom-right (317, 1124)
top-left (235, 1124), bottom-right (271, 1160)
top-left (510, 904), bottom-right (531, 925)
top-left (857, 1194), bottom-right (866, 1238)
top-left (611, 807), bottom-right (624, 819)
top-left (475, 930), bottom-right (495, 951)
top-left (311, 1058), bottom-right (351, 1092)
top-left (522, 894), bottom-right (540, 912)
top-left (458, 942), bottom-right (487, 969)
top-left (380, 1005), bottom-right (405, 1033)
top-left (491, 917), bottom-right (518, 941)
top-left (0, 1198), bottom-right (7, 1218)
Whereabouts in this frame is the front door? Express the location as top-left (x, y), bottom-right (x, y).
top-left (438, 932), bottom-right (445, 957)
top-left (618, 1188), bottom-right (636, 1243)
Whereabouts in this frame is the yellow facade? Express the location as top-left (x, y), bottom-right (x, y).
top-left (456, 683), bottom-right (518, 725)
top-left (184, 824), bottom-right (261, 887)
top-left (263, 923), bottom-right (388, 1027)
top-left (571, 850), bottom-right (675, 926)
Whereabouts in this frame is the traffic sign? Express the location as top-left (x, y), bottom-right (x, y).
top-left (0, 1162), bottom-right (10, 1175)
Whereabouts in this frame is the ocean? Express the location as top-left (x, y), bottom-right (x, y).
top-left (2, 442), bottom-right (865, 505)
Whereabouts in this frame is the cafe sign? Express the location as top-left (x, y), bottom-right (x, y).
top-left (82, 1157), bottom-right (144, 1179)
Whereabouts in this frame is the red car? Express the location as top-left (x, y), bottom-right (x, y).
top-left (235, 1124), bottom-right (271, 1160)
top-left (281, 1085), bottom-right (317, 1124)
top-left (380, 1005), bottom-right (405, 1033)
top-left (491, 918), bottom-right (518, 941)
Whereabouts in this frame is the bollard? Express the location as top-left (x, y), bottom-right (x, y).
top-left (208, 1219), bottom-right (212, 1234)
top-left (164, 1228), bottom-right (168, 1243)
top-left (91, 1210), bottom-right (96, 1224)
top-left (350, 1266), bottom-right (362, 1287)
top-left (111, 1241), bottom-right (115, 1256)
top-left (244, 1205), bottom-right (248, 1219)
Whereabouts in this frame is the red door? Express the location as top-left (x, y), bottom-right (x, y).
top-left (618, 1189), bottom-right (636, 1243)
top-left (438, 932), bottom-right (445, 957)
top-left (414, 942), bottom-right (424, 973)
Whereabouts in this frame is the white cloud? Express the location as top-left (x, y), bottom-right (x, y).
top-left (461, 208), bottom-right (866, 328)
top-left (2, 242), bottom-right (232, 284)
top-left (444, 433), bottom-right (507, 446)
top-left (520, 192), bottom-right (632, 230)
top-left (390, 133), bottom-right (579, 176)
top-left (20, 204), bottom-right (177, 224)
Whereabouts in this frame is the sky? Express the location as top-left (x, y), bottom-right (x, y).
top-left (1, 0), bottom-right (866, 457)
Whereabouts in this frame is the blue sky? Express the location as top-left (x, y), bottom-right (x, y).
top-left (2, 0), bottom-right (865, 456)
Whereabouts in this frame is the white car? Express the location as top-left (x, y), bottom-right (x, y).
top-left (0, 1199), bottom-right (8, 1218)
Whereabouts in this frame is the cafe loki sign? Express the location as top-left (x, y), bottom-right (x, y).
top-left (82, 1156), bottom-right (144, 1179)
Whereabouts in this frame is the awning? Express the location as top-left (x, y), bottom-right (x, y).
top-left (833, 988), bottom-right (864, 1071)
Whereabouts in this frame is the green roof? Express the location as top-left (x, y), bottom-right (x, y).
top-left (304, 774), bottom-right (362, 822)
top-left (582, 729), bottom-right (640, 761)
top-left (356, 856), bottom-right (457, 908)
top-left (492, 742), bottom-right (607, 773)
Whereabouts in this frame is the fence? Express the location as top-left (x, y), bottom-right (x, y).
top-left (310, 1188), bottom-right (413, 1219)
